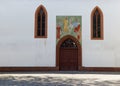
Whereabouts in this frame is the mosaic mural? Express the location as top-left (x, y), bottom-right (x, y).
top-left (56, 16), bottom-right (82, 45)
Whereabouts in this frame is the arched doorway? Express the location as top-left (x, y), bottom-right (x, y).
top-left (60, 38), bottom-right (78, 70)
top-left (56, 35), bottom-right (82, 71)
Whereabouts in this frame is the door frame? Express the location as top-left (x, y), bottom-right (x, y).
top-left (56, 35), bottom-right (82, 70)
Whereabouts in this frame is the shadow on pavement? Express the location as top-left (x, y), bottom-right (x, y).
top-left (0, 75), bottom-right (120, 86)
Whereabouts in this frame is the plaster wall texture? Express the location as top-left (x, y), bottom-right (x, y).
top-left (0, 0), bottom-right (120, 67)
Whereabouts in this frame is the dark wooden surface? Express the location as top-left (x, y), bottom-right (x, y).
top-left (60, 48), bottom-right (78, 71)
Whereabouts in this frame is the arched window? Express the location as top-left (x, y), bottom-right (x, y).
top-left (35, 5), bottom-right (47, 38)
top-left (91, 6), bottom-right (104, 40)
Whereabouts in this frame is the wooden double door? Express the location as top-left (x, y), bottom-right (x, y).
top-left (59, 39), bottom-right (78, 71)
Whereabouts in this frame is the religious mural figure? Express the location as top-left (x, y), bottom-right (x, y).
top-left (69, 18), bottom-right (73, 33)
top-left (73, 19), bottom-right (81, 40)
top-left (56, 16), bottom-right (82, 44)
top-left (56, 24), bottom-right (61, 39)
top-left (63, 17), bottom-right (69, 33)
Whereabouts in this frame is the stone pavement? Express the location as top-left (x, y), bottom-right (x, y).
top-left (0, 71), bottom-right (120, 86)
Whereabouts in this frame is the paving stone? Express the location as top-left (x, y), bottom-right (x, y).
top-left (0, 72), bottom-right (120, 86)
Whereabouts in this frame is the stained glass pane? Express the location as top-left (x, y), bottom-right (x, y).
top-left (97, 14), bottom-right (101, 38)
top-left (93, 14), bottom-right (96, 38)
top-left (93, 9), bottom-right (101, 38)
top-left (40, 8), bottom-right (43, 14)
top-left (37, 14), bottom-right (41, 36)
top-left (37, 8), bottom-right (46, 36)
top-left (42, 13), bottom-right (45, 36)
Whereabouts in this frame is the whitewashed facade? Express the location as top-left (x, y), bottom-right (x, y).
top-left (0, 0), bottom-right (120, 71)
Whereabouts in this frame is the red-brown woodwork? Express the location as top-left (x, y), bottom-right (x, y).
top-left (56, 35), bottom-right (82, 71)
top-left (35, 5), bottom-right (48, 38)
top-left (91, 6), bottom-right (104, 40)
top-left (60, 48), bottom-right (78, 70)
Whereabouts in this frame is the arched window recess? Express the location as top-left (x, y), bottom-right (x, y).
top-left (91, 6), bottom-right (104, 40)
top-left (35, 5), bottom-right (48, 38)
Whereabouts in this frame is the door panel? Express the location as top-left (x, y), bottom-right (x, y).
top-left (60, 48), bottom-right (78, 70)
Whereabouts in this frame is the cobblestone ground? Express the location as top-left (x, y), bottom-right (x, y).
top-left (0, 71), bottom-right (120, 86)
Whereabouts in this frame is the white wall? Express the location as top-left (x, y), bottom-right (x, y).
top-left (82, 0), bottom-right (120, 67)
top-left (0, 0), bottom-right (56, 67)
top-left (0, 0), bottom-right (120, 67)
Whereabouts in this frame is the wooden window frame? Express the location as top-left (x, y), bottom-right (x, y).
top-left (34, 5), bottom-right (48, 38)
top-left (91, 6), bottom-right (104, 40)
